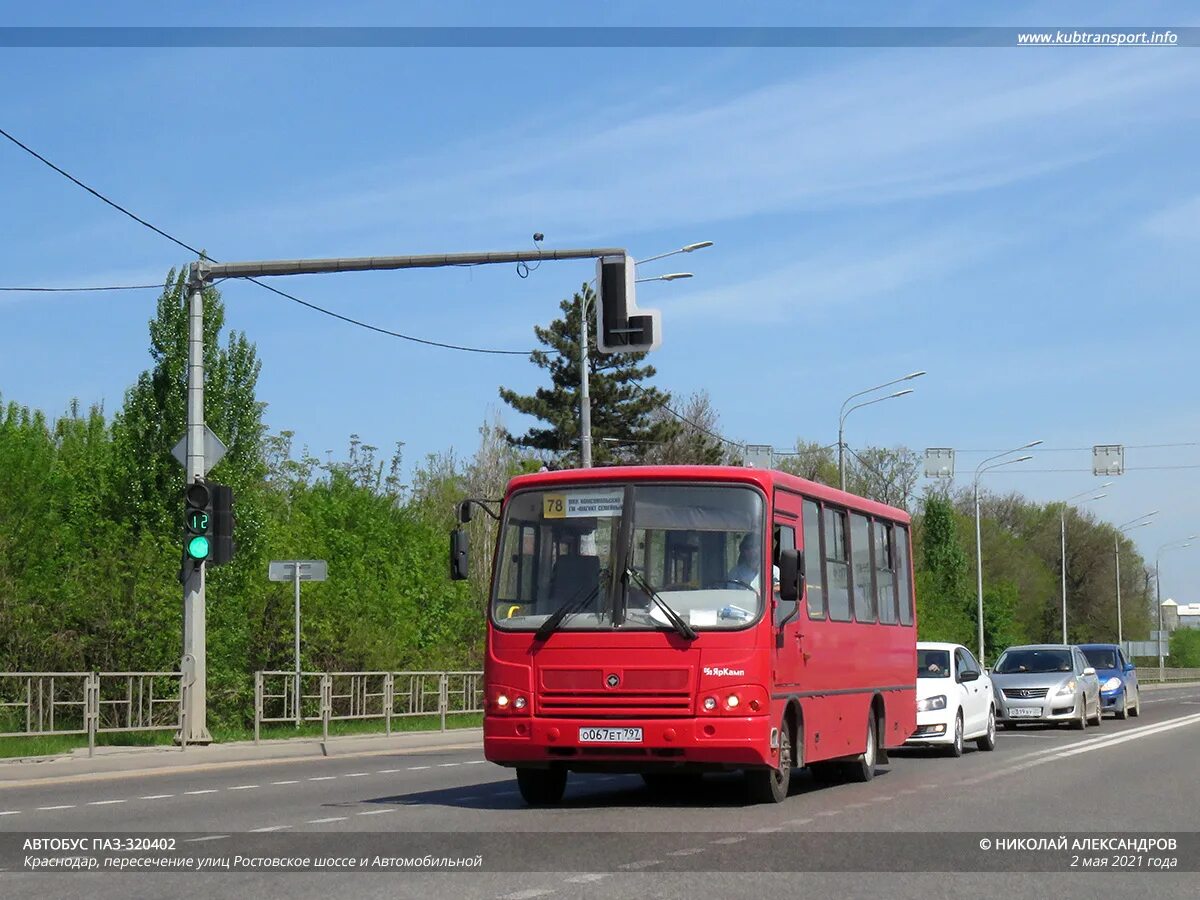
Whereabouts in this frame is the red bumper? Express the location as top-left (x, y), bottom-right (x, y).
top-left (484, 715), bottom-right (774, 768)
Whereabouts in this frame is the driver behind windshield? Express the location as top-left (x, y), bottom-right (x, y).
top-left (728, 534), bottom-right (761, 587)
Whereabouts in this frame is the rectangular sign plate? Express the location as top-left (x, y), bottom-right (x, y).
top-left (543, 491), bottom-right (624, 519)
top-left (268, 560), bottom-right (328, 582)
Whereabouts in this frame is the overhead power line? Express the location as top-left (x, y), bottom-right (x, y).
top-left (0, 126), bottom-right (536, 356)
top-left (0, 283), bottom-right (162, 292)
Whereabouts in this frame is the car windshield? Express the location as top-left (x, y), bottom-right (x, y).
top-left (918, 649), bottom-right (951, 678)
top-left (1082, 648), bottom-right (1119, 670)
top-left (994, 648), bottom-right (1074, 674)
top-left (492, 483), bottom-right (764, 631)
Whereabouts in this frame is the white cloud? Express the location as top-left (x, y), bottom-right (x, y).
top-left (194, 48), bottom-right (1200, 246)
top-left (1143, 194), bottom-right (1200, 241)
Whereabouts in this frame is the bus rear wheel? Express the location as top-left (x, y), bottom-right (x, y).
top-left (516, 767), bottom-right (567, 806)
top-left (745, 721), bottom-right (792, 804)
top-left (845, 715), bottom-right (878, 783)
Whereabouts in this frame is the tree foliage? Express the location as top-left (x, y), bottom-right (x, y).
top-left (498, 283), bottom-right (675, 467)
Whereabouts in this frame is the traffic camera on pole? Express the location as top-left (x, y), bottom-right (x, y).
top-left (595, 253), bottom-right (661, 353)
top-left (184, 479), bottom-right (212, 564)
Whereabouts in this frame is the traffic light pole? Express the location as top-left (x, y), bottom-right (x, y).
top-left (182, 247), bottom-right (630, 742)
top-left (182, 269), bottom-right (212, 744)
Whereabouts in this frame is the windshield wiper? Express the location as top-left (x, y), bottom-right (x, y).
top-left (626, 568), bottom-right (697, 641)
top-left (533, 580), bottom-right (603, 642)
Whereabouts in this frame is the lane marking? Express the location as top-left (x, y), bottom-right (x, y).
top-left (408, 766), bottom-right (431, 771)
top-left (357, 809), bottom-right (396, 816)
top-left (845, 802), bottom-right (869, 809)
top-left (974, 712), bottom-right (1200, 783)
top-left (0, 811), bottom-right (19, 816)
top-left (249, 825), bottom-right (291, 832)
top-left (815, 809), bottom-right (841, 817)
top-left (344, 773), bottom-right (368, 777)
top-left (786, 817), bottom-right (814, 826)
top-left (184, 835), bottom-right (229, 843)
top-left (306, 816), bottom-right (347, 824)
top-left (668, 847), bottom-right (704, 855)
top-left (308, 776), bottom-right (336, 782)
top-left (376, 769), bottom-right (401, 774)
top-left (870, 795), bottom-right (893, 803)
top-left (752, 827), bottom-right (782, 834)
top-left (271, 780), bottom-right (299, 785)
top-left (37, 805), bottom-right (75, 810)
top-left (228, 785), bottom-right (259, 791)
top-left (464, 760), bottom-right (488, 765)
top-left (184, 789), bottom-right (218, 795)
top-left (497, 890), bottom-right (556, 900)
top-left (438, 763), bottom-right (460, 768)
top-left (88, 799), bottom-right (125, 805)
top-left (565, 874), bottom-right (610, 884)
top-left (711, 837), bottom-right (745, 845)
top-left (618, 859), bottom-right (662, 870)
top-left (141, 794), bottom-right (173, 800)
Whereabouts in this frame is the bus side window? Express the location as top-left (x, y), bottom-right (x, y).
top-left (773, 525), bottom-right (796, 626)
top-left (802, 499), bottom-right (825, 619)
top-left (825, 507), bottom-right (851, 622)
top-left (875, 520), bottom-right (898, 625)
top-left (850, 512), bottom-right (875, 623)
top-left (895, 525), bottom-right (914, 626)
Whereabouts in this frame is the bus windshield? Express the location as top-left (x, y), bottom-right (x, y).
top-left (492, 483), bottom-right (765, 632)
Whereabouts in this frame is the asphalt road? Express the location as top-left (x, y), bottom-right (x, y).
top-left (2, 684), bottom-right (1198, 899)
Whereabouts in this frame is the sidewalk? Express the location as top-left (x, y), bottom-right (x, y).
top-left (0, 727), bottom-right (483, 788)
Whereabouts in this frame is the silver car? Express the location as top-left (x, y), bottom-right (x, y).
top-left (990, 644), bottom-right (1102, 730)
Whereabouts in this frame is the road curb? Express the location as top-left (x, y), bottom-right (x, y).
top-left (0, 729), bottom-right (484, 790)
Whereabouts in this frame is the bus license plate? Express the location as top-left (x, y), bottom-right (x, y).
top-left (579, 727), bottom-right (643, 743)
top-left (1009, 707), bottom-right (1041, 718)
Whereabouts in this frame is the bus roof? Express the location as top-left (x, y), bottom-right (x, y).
top-left (505, 465), bottom-right (911, 524)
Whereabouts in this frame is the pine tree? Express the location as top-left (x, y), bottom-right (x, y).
top-left (498, 283), bottom-right (675, 467)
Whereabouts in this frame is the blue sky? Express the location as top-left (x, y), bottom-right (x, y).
top-left (2, 1), bottom-right (1200, 604)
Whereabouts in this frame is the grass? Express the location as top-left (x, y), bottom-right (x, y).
top-left (0, 712), bottom-right (482, 760)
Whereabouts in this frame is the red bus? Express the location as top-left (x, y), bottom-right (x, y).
top-left (451, 464), bottom-right (917, 805)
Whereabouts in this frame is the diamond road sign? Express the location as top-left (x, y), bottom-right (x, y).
top-left (171, 426), bottom-right (228, 475)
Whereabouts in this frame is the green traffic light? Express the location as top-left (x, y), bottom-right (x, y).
top-left (187, 535), bottom-right (211, 560)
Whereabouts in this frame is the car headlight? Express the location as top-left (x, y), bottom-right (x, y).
top-left (917, 695), bottom-right (947, 712)
top-left (1102, 677), bottom-right (1122, 692)
top-left (1055, 679), bottom-right (1077, 697)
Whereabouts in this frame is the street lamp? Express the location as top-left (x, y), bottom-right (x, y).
top-left (837, 371), bottom-right (925, 491)
top-left (1155, 536), bottom-right (1198, 680)
top-left (1114, 511), bottom-right (1157, 645)
top-left (579, 241), bottom-right (712, 468)
top-left (973, 440), bottom-right (1042, 663)
top-left (1058, 484), bottom-right (1110, 644)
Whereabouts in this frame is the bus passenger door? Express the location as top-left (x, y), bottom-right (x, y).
top-left (772, 492), bottom-right (804, 689)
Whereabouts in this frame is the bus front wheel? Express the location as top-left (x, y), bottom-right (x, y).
top-left (745, 721), bottom-right (792, 804)
top-left (516, 767), bottom-right (567, 806)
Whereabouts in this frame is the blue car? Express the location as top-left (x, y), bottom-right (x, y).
top-left (1079, 643), bottom-right (1141, 719)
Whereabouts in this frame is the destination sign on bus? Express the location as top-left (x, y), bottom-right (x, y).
top-left (542, 491), bottom-right (624, 519)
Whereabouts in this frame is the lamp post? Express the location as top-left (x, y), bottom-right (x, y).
top-left (1156, 536), bottom-right (1198, 681)
top-left (1058, 484), bottom-right (1110, 644)
top-left (837, 371), bottom-right (925, 491)
top-left (1114, 512), bottom-right (1157, 645)
top-left (973, 441), bottom-right (1042, 663)
top-left (580, 242), bottom-right (711, 468)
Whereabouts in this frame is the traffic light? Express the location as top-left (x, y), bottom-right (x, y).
top-left (595, 253), bottom-right (661, 354)
top-left (183, 480), bottom-right (212, 564)
top-left (209, 483), bottom-right (235, 566)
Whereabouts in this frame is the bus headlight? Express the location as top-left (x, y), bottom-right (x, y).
top-left (726, 694), bottom-right (740, 709)
top-left (703, 696), bottom-right (717, 711)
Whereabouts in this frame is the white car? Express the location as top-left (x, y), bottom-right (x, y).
top-left (906, 642), bottom-right (997, 756)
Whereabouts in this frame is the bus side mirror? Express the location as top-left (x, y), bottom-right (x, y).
top-left (456, 500), bottom-right (473, 524)
top-left (778, 548), bottom-right (800, 604)
top-left (449, 528), bottom-right (469, 580)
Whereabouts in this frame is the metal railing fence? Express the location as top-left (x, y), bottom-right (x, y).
top-left (253, 670), bottom-right (483, 744)
top-left (0, 671), bottom-right (189, 756)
